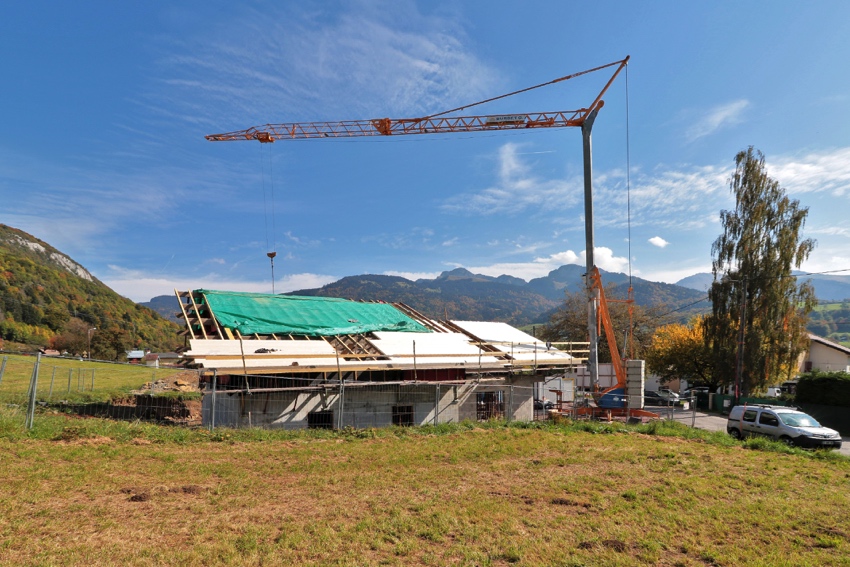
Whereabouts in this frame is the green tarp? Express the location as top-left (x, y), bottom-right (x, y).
top-left (196, 290), bottom-right (432, 337)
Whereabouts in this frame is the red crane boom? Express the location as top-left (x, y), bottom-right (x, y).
top-left (205, 57), bottom-right (629, 143)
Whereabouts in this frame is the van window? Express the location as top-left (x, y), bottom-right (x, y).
top-left (758, 412), bottom-right (779, 427)
top-left (742, 410), bottom-right (757, 423)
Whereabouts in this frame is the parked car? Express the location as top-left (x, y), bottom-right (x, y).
top-left (534, 398), bottom-right (554, 410)
top-left (643, 390), bottom-right (668, 405)
top-left (657, 388), bottom-right (680, 402)
top-left (726, 405), bottom-right (842, 449)
top-left (682, 387), bottom-right (709, 399)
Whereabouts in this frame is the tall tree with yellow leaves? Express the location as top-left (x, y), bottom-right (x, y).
top-left (646, 316), bottom-right (717, 391)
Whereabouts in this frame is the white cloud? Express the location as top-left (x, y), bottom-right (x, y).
top-left (441, 142), bottom-right (580, 215)
top-left (100, 266), bottom-right (336, 302)
top-left (383, 270), bottom-right (442, 281)
top-left (648, 236), bottom-right (669, 248)
top-left (640, 264), bottom-right (713, 285)
top-left (770, 147), bottom-right (850, 197)
top-left (686, 99), bottom-right (750, 142)
top-left (461, 246), bottom-right (628, 281)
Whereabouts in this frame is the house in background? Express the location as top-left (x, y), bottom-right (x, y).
top-left (175, 289), bottom-right (581, 429)
top-left (798, 334), bottom-right (850, 374)
top-left (126, 350), bottom-right (145, 364)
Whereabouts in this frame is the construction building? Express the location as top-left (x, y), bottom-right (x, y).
top-left (176, 289), bottom-right (578, 429)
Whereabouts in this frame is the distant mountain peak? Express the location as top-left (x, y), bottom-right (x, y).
top-left (436, 267), bottom-right (476, 280)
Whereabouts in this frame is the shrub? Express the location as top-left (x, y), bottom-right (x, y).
top-left (795, 370), bottom-right (850, 407)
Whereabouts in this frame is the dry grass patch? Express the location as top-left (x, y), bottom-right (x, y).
top-left (0, 417), bottom-right (848, 566)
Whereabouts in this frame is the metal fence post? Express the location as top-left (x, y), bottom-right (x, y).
top-left (338, 377), bottom-right (345, 430)
top-left (508, 385), bottom-right (513, 423)
top-left (210, 371), bottom-right (217, 432)
top-left (434, 384), bottom-right (440, 425)
top-left (91, 369), bottom-right (96, 391)
top-left (48, 367), bottom-right (56, 399)
top-left (0, 355), bottom-right (7, 387)
top-left (26, 353), bottom-right (42, 429)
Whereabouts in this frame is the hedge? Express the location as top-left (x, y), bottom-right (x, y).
top-left (795, 370), bottom-right (850, 408)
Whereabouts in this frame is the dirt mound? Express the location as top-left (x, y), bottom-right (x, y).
top-left (133, 370), bottom-right (200, 395)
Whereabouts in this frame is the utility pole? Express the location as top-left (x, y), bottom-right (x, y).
top-left (582, 105), bottom-right (601, 391)
top-left (734, 277), bottom-right (747, 405)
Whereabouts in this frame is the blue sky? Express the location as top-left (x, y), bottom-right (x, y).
top-left (3, 1), bottom-right (850, 302)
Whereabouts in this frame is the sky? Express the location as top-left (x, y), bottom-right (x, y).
top-left (3, 1), bottom-right (850, 302)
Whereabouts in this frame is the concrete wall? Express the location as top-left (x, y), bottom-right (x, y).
top-left (202, 379), bottom-right (536, 430)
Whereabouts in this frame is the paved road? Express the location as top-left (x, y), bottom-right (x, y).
top-left (666, 407), bottom-right (849, 457)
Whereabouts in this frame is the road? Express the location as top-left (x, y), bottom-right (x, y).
top-left (667, 407), bottom-right (850, 457)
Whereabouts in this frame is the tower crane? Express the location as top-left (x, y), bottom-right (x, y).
top-left (206, 56), bottom-right (641, 414)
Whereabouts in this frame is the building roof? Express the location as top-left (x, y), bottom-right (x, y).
top-left (176, 289), bottom-right (575, 376)
top-left (808, 333), bottom-right (850, 356)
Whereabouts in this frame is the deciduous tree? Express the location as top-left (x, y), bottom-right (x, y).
top-left (645, 316), bottom-right (717, 390)
top-left (542, 285), bottom-right (668, 363)
top-left (705, 147), bottom-right (816, 395)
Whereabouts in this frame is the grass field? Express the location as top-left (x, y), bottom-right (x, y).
top-left (0, 408), bottom-right (848, 566)
top-left (0, 353), bottom-right (190, 404)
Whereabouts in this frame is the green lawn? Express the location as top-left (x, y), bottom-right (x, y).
top-left (0, 411), bottom-right (847, 566)
top-left (0, 353), bottom-right (190, 404)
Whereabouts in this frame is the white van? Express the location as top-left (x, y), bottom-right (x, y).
top-left (726, 405), bottom-right (842, 449)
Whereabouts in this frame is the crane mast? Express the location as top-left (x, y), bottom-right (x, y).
top-left (206, 57), bottom-right (631, 399)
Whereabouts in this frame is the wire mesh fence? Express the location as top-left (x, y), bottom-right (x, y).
top-left (0, 352), bottom-right (202, 428)
top-left (1, 352), bottom-right (701, 432)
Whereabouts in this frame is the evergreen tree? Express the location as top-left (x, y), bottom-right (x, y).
top-left (705, 147), bottom-right (817, 395)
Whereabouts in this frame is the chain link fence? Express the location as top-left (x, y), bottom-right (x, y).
top-left (0, 352), bottom-right (201, 429)
top-left (2, 352), bottom-right (702, 432)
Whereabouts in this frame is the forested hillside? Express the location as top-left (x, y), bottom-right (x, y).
top-left (0, 224), bottom-right (181, 357)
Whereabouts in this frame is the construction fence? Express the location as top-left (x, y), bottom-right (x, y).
top-left (0, 352), bottom-right (202, 429)
top-left (1, 352), bottom-right (699, 432)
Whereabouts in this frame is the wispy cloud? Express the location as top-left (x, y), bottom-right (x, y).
top-left (685, 99), bottom-right (750, 142)
top-left (441, 142), bottom-right (580, 215)
top-left (770, 147), bottom-right (850, 197)
top-left (156, 3), bottom-right (500, 129)
top-left (362, 227), bottom-right (435, 249)
top-left (648, 236), bottom-right (669, 248)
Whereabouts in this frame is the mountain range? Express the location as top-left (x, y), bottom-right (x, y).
top-left (675, 271), bottom-right (850, 301)
top-left (144, 265), bottom-right (712, 327)
top-left (143, 265), bottom-right (850, 329)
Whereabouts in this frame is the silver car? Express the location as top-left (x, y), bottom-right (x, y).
top-left (726, 405), bottom-right (842, 449)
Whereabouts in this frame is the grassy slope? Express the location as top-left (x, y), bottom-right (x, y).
top-left (0, 354), bottom-right (188, 404)
top-left (0, 414), bottom-right (848, 567)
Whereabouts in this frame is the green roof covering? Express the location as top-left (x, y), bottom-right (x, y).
top-left (196, 290), bottom-right (432, 337)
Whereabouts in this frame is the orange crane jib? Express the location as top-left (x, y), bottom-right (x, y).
top-left (205, 57), bottom-right (629, 143)
top-left (206, 110), bottom-right (591, 143)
